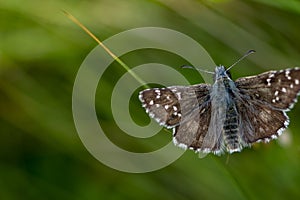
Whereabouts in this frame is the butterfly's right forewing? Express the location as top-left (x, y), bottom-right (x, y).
top-left (139, 83), bottom-right (214, 151)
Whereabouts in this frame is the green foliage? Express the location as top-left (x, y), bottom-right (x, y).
top-left (1, 0), bottom-right (300, 199)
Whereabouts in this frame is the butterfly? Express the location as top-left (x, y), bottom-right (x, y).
top-left (139, 51), bottom-right (300, 155)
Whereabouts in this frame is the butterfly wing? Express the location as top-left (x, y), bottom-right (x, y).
top-left (139, 84), bottom-right (217, 152)
top-left (235, 68), bottom-right (300, 143)
top-left (139, 87), bottom-right (182, 128)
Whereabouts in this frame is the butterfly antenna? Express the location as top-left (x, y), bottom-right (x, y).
top-left (226, 49), bottom-right (256, 72)
top-left (181, 65), bottom-right (214, 74)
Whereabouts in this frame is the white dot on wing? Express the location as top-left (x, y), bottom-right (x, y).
top-left (271, 135), bottom-right (277, 139)
top-left (173, 106), bottom-right (178, 111)
top-left (285, 70), bottom-right (291, 79)
top-left (285, 70), bottom-right (290, 75)
top-left (266, 78), bottom-right (271, 86)
top-left (264, 138), bottom-right (270, 143)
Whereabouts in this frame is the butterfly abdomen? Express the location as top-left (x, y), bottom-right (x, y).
top-left (221, 77), bottom-right (242, 153)
top-left (223, 102), bottom-right (241, 153)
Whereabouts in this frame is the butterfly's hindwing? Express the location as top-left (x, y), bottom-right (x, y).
top-left (170, 84), bottom-right (212, 152)
top-left (236, 95), bottom-right (288, 143)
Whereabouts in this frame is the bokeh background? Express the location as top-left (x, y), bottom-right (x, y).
top-left (1, 0), bottom-right (300, 199)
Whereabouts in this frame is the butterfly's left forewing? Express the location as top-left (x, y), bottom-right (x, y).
top-left (235, 68), bottom-right (300, 143)
top-left (236, 68), bottom-right (300, 110)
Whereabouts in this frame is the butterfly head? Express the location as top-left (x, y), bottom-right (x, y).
top-left (213, 50), bottom-right (256, 82)
top-left (214, 65), bottom-right (232, 81)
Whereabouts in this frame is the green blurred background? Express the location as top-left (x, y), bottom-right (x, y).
top-left (1, 0), bottom-right (300, 199)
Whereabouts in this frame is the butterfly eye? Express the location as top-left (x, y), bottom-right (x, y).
top-left (225, 70), bottom-right (232, 79)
